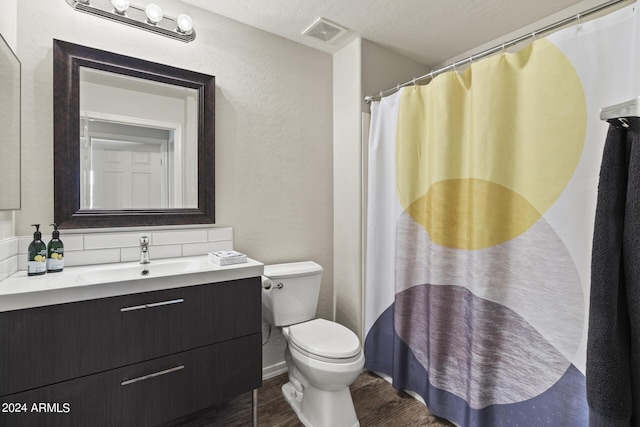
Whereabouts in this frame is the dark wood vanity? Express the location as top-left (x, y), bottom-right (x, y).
top-left (0, 277), bottom-right (262, 426)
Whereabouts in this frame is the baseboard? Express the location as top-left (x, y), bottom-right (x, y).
top-left (262, 361), bottom-right (287, 380)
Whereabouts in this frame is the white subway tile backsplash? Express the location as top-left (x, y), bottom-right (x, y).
top-left (121, 247), bottom-right (140, 263)
top-left (121, 244), bottom-right (182, 262)
top-left (0, 256), bottom-right (18, 282)
top-left (84, 232), bottom-right (149, 250)
top-left (12, 226), bottom-right (234, 272)
top-left (149, 245), bottom-right (183, 260)
top-left (64, 249), bottom-right (121, 266)
top-left (153, 229), bottom-right (208, 246)
top-left (182, 241), bottom-right (233, 257)
top-left (62, 235), bottom-right (84, 251)
top-left (18, 256), bottom-right (26, 272)
top-left (0, 238), bottom-right (18, 262)
top-left (18, 237), bottom-right (30, 254)
top-left (208, 227), bottom-right (233, 242)
top-left (19, 231), bottom-right (82, 253)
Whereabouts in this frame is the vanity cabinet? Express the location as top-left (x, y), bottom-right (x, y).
top-left (0, 277), bottom-right (262, 426)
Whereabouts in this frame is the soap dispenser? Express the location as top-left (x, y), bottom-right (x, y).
top-left (47, 223), bottom-right (64, 273)
top-left (27, 224), bottom-right (47, 276)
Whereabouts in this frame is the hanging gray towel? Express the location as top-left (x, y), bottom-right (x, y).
top-left (587, 120), bottom-right (640, 427)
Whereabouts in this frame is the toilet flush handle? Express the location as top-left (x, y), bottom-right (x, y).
top-left (261, 278), bottom-right (283, 290)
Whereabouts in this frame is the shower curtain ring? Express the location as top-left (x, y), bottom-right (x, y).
top-left (412, 77), bottom-right (418, 86)
top-left (532, 30), bottom-right (537, 40)
top-left (429, 71), bottom-right (434, 81)
top-left (501, 42), bottom-right (506, 53)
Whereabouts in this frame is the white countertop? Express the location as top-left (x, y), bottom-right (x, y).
top-left (0, 255), bottom-right (264, 312)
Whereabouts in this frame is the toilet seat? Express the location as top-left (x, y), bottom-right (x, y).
top-left (288, 319), bottom-right (361, 363)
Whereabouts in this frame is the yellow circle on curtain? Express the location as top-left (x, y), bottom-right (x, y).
top-left (396, 39), bottom-right (587, 250)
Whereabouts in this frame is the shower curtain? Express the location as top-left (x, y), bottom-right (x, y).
top-left (364, 3), bottom-right (640, 426)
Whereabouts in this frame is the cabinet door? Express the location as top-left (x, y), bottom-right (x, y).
top-left (0, 333), bottom-right (262, 427)
top-left (0, 277), bottom-right (261, 396)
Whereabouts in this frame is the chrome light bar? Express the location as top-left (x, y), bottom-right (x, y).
top-left (65, 0), bottom-right (196, 43)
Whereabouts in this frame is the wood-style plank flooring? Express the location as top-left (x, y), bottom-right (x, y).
top-left (168, 371), bottom-right (455, 426)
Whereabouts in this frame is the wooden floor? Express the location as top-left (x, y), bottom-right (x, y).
top-left (168, 371), bottom-right (455, 426)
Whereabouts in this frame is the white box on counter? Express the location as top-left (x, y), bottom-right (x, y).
top-left (208, 251), bottom-right (248, 265)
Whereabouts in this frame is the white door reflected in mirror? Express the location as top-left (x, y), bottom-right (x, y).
top-left (79, 67), bottom-right (198, 210)
top-left (86, 134), bottom-right (167, 210)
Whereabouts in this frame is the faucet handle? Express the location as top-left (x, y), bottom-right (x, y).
top-left (140, 236), bottom-right (149, 245)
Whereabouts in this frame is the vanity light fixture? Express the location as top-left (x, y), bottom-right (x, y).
top-left (145, 4), bottom-right (163, 24)
top-left (65, 0), bottom-right (196, 42)
top-left (176, 14), bottom-right (194, 35)
top-left (111, 0), bottom-right (129, 14)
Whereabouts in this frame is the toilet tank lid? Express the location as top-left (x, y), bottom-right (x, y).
top-left (263, 261), bottom-right (323, 279)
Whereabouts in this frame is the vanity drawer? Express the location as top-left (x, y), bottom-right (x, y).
top-left (0, 333), bottom-right (262, 427)
top-left (0, 276), bottom-right (261, 396)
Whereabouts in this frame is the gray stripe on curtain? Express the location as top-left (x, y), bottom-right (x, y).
top-left (587, 120), bottom-right (640, 427)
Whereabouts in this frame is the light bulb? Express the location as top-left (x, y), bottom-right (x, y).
top-left (176, 14), bottom-right (193, 34)
top-left (145, 4), bottom-right (163, 24)
top-left (111, 0), bottom-right (129, 14)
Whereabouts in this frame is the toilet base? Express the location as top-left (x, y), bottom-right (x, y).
top-left (282, 381), bottom-right (360, 427)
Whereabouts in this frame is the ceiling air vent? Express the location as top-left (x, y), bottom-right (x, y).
top-left (302, 17), bottom-right (347, 43)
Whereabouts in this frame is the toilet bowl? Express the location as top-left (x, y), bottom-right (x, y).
top-left (281, 319), bottom-right (364, 427)
top-left (262, 262), bottom-right (365, 427)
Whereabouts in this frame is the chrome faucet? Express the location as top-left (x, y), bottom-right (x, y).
top-left (140, 236), bottom-right (150, 264)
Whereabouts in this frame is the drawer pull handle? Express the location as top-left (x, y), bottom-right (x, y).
top-left (146, 298), bottom-right (185, 308)
top-left (121, 365), bottom-right (184, 386)
top-left (120, 298), bottom-right (184, 312)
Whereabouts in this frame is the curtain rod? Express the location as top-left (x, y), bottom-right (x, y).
top-left (364, 0), bottom-right (631, 104)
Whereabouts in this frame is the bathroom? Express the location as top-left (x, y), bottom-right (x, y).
top-left (1, 0), bottom-right (639, 426)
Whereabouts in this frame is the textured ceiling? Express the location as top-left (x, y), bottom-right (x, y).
top-left (177, 0), bottom-right (602, 67)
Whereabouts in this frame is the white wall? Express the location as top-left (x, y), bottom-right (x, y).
top-left (333, 38), bottom-right (363, 338)
top-left (333, 38), bottom-right (430, 340)
top-left (15, 0), bottom-right (333, 374)
top-left (361, 39), bottom-right (430, 113)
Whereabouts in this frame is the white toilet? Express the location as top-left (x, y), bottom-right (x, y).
top-left (262, 261), bottom-right (364, 427)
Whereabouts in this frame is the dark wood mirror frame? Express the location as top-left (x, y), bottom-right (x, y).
top-left (53, 39), bottom-right (215, 229)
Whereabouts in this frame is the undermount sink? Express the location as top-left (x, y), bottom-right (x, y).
top-left (76, 259), bottom-right (210, 285)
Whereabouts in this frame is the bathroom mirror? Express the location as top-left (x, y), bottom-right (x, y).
top-left (54, 39), bottom-right (215, 228)
top-left (0, 34), bottom-right (21, 210)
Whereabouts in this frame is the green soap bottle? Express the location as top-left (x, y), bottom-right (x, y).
top-left (47, 223), bottom-right (64, 273)
top-left (27, 224), bottom-right (47, 276)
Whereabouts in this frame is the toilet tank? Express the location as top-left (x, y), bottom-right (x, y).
top-left (262, 261), bottom-right (323, 327)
